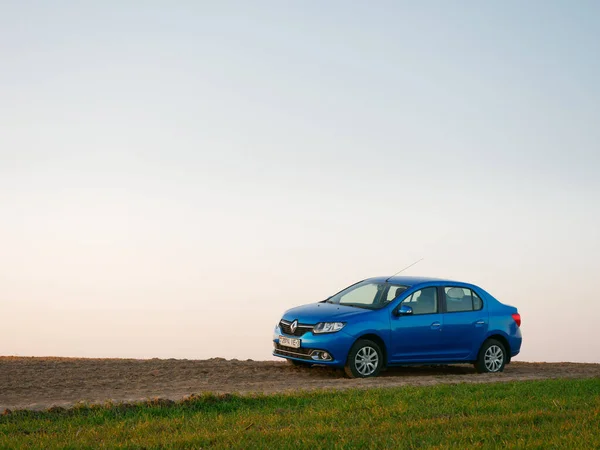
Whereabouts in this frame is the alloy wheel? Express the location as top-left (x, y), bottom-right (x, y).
top-left (354, 346), bottom-right (379, 376)
top-left (484, 344), bottom-right (504, 372)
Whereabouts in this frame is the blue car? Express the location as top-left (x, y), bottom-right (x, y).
top-left (273, 276), bottom-right (522, 377)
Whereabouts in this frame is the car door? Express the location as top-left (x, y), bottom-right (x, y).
top-left (440, 286), bottom-right (488, 359)
top-left (389, 287), bottom-right (445, 362)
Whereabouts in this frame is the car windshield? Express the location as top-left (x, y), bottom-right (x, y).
top-left (326, 281), bottom-right (408, 310)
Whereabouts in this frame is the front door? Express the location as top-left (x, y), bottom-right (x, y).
top-left (390, 287), bottom-right (445, 362)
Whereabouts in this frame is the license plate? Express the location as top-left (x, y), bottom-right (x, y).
top-left (279, 335), bottom-right (300, 348)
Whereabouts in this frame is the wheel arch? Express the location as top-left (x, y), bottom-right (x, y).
top-left (351, 333), bottom-right (388, 367)
top-left (481, 333), bottom-right (512, 363)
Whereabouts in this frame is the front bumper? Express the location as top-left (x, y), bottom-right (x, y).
top-left (272, 326), bottom-right (354, 367)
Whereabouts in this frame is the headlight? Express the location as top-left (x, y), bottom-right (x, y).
top-left (313, 322), bottom-right (345, 334)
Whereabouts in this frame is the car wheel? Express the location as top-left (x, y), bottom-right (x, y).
top-left (475, 339), bottom-right (507, 373)
top-left (344, 339), bottom-right (383, 378)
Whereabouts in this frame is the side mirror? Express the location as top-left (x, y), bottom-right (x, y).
top-left (396, 304), bottom-right (413, 316)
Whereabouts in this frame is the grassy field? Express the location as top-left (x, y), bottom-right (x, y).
top-left (1, 378), bottom-right (599, 449)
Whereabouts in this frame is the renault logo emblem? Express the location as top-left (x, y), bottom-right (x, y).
top-left (290, 320), bottom-right (298, 333)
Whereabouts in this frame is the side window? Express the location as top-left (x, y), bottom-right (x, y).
top-left (472, 291), bottom-right (483, 310)
top-left (401, 287), bottom-right (437, 315)
top-left (444, 287), bottom-right (483, 312)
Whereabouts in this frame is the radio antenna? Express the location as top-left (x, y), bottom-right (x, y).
top-left (385, 258), bottom-right (424, 282)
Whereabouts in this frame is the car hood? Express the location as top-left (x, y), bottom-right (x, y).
top-left (282, 302), bottom-right (372, 324)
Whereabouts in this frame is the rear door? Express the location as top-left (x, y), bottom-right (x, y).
top-left (389, 287), bottom-right (445, 362)
top-left (440, 286), bottom-right (488, 359)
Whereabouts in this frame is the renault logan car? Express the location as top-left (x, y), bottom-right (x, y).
top-left (273, 276), bottom-right (522, 377)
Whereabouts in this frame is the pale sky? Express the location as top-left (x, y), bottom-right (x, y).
top-left (1, 1), bottom-right (599, 363)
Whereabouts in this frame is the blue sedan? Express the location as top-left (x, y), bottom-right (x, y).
top-left (273, 276), bottom-right (522, 377)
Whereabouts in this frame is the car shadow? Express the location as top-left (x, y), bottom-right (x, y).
top-left (300, 363), bottom-right (477, 378)
top-left (379, 364), bottom-right (476, 377)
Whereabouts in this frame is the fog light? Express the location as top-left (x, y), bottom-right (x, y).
top-left (311, 350), bottom-right (332, 361)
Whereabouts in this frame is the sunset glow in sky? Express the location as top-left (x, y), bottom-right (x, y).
top-left (2, 2), bottom-right (599, 362)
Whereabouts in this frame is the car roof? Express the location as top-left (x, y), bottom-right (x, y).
top-left (366, 275), bottom-right (467, 287)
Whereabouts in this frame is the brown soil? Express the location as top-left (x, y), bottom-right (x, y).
top-left (1, 357), bottom-right (599, 412)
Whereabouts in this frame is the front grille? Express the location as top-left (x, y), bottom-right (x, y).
top-left (279, 320), bottom-right (314, 337)
top-left (273, 343), bottom-right (314, 360)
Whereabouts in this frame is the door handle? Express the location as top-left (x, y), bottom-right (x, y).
top-left (475, 320), bottom-right (485, 326)
top-left (431, 322), bottom-right (441, 331)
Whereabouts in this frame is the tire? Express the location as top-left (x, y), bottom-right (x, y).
top-left (475, 339), bottom-right (507, 373)
top-left (344, 339), bottom-right (383, 378)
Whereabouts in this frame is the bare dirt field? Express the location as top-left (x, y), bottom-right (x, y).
top-left (1, 357), bottom-right (599, 412)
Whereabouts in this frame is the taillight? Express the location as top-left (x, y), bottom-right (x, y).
top-left (512, 313), bottom-right (521, 327)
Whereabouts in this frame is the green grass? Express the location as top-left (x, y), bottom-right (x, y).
top-left (1, 378), bottom-right (599, 449)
